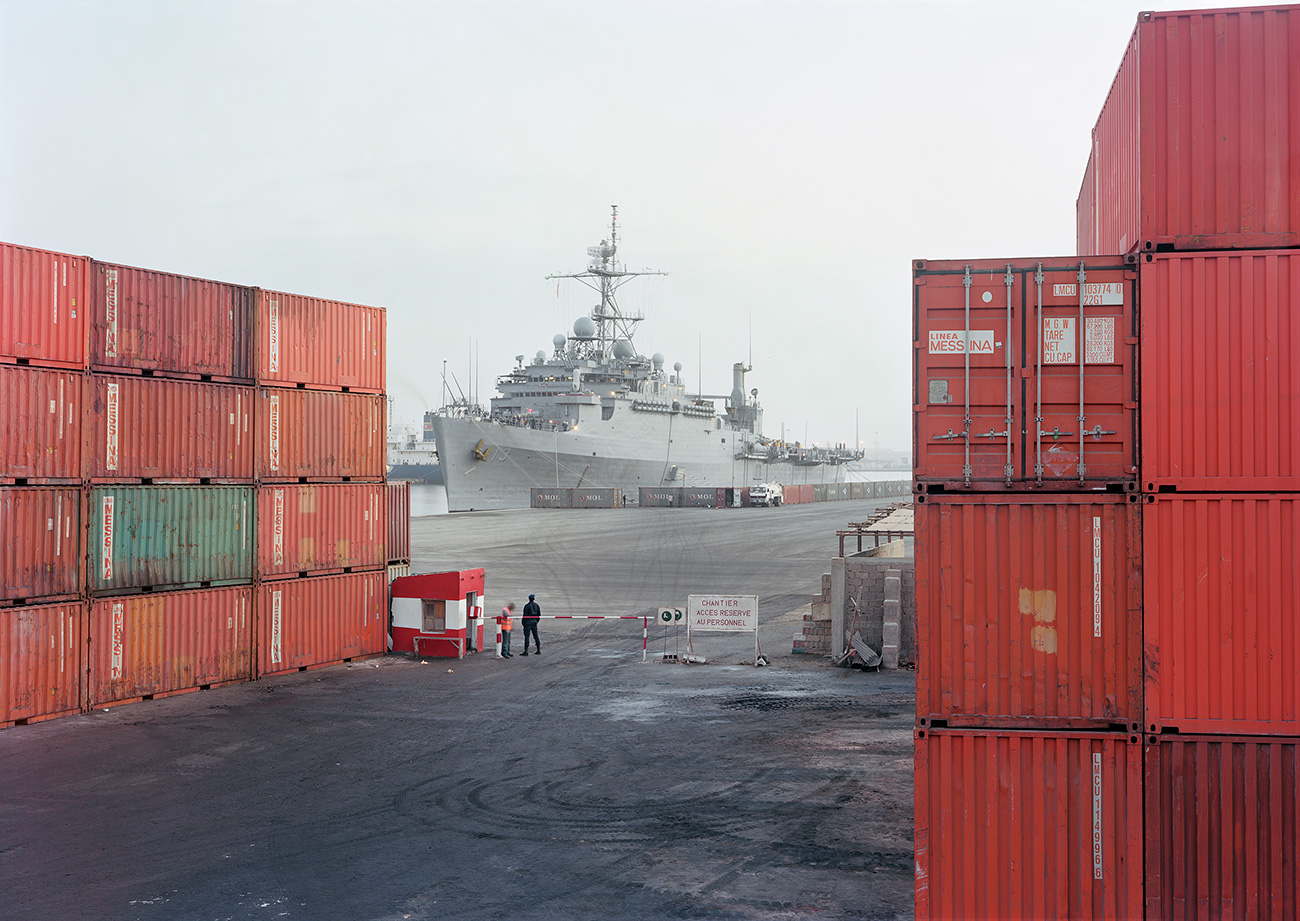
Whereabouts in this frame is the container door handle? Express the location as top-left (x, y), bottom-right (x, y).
top-left (934, 429), bottom-right (969, 442)
top-left (1040, 427), bottom-right (1076, 439)
top-left (1084, 425), bottom-right (1116, 439)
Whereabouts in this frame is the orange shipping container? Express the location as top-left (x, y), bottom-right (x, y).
top-left (1145, 494), bottom-right (1300, 735)
top-left (90, 262), bottom-right (254, 381)
top-left (255, 289), bottom-right (385, 392)
top-left (386, 480), bottom-right (410, 563)
top-left (0, 242), bottom-right (91, 369)
top-left (256, 571), bottom-right (385, 676)
top-left (255, 388), bottom-right (385, 481)
top-left (256, 483), bottom-right (386, 579)
top-left (0, 487), bottom-right (82, 604)
top-left (915, 493), bottom-right (1143, 730)
top-left (88, 586), bottom-right (252, 706)
top-left (914, 728), bottom-right (1144, 920)
top-left (1145, 735), bottom-right (1300, 921)
top-left (1, 602), bottom-right (85, 726)
top-left (0, 365), bottom-right (84, 483)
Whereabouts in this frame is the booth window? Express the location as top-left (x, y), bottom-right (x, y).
top-left (422, 600), bottom-right (446, 633)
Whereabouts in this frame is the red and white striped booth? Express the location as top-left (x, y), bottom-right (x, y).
top-left (390, 569), bottom-right (485, 658)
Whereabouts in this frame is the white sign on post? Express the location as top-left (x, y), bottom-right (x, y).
top-left (687, 594), bottom-right (762, 665)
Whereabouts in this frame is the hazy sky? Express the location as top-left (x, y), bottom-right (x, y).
top-left (1, 0), bottom-right (1163, 453)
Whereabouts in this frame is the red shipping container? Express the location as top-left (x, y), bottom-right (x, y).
top-left (1081, 6), bottom-right (1300, 255)
top-left (1, 602), bottom-right (85, 726)
top-left (1145, 734), bottom-right (1300, 921)
top-left (914, 728), bottom-right (1144, 920)
top-left (87, 375), bottom-right (254, 482)
top-left (0, 242), bottom-right (91, 369)
top-left (0, 365), bottom-right (84, 483)
top-left (915, 493), bottom-right (1143, 729)
top-left (255, 388), bottom-right (385, 481)
top-left (1145, 494), bottom-right (1300, 735)
top-left (257, 483), bottom-right (386, 579)
top-left (90, 262), bottom-right (253, 381)
top-left (256, 571), bottom-right (385, 676)
top-left (0, 487), bottom-right (82, 604)
top-left (386, 480), bottom-right (410, 563)
top-left (254, 289), bottom-right (385, 392)
top-left (1141, 250), bottom-right (1300, 491)
top-left (88, 586), bottom-right (252, 706)
top-left (913, 257), bottom-right (1138, 491)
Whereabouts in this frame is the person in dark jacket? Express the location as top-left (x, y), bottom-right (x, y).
top-left (521, 593), bottom-right (541, 655)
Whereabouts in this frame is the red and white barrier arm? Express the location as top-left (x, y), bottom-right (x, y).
top-left (527, 615), bottom-right (651, 662)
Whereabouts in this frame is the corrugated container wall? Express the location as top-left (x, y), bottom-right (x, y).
top-left (1, 602), bottom-right (84, 725)
top-left (386, 481), bottom-right (410, 563)
top-left (87, 376), bottom-right (254, 482)
top-left (1141, 249), bottom-right (1300, 491)
top-left (0, 487), bottom-right (82, 603)
top-left (90, 263), bottom-right (254, 380)
top-left (1144, 494), bottom-right (1300, 735)
top-left (1144, 735), bottom-right (1300, 921)
top-left (915, 494), bottom-right (1143, 729)
top-left (256, 483), bottom-right (386, 579)
top-left (0, 242), bottom-right (90, 369)
top-left (913, 257), bottom-right (1138, 491)
top-left (90, 486), bottom-right (254, 594)
top-left (1081, 6), bottom-right (1300, 254)
top-left (531, 488), bottom-right (572, 509)
top-left (914, 728), bottom-right (1144, 920)
top-left (255, 289), bottom-right (385, 392)
top-left (88, 586), bottom-right (252, 706)
top-left (256, 571), bottom-right (385, 676)
top-left (255, 388), bottom-right (385, 481)
top-left (1, 365), bottom-right (84, 482)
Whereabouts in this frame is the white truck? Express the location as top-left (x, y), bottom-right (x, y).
top-left (749, 483), bottom-right (783, 507)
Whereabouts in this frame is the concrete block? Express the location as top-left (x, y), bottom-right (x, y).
top-left (882, 643), bottom-right (900, 670)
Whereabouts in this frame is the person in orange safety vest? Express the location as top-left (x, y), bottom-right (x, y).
top-left (498, 603), bottom-right (515, 658)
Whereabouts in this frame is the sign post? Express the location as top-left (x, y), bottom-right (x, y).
top-left (686, 594), bottom-right (762, 665)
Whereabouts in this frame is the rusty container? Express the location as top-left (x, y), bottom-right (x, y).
top-left (1145, 493), bottom-right (1300, 735)
top-left (1144, 734), bottom-right (1300, 920)
top-left (1141, 249), bottom-right (1300, 491)
top-left (0, 365), bottom-right (84, 483)
top-left (255, 571), bottom-right (385, 676)
top-left (90, 262), bottom-right (254, 381)
top-left (386, 481), bottom-right (410, 563)
top-left (0, 487), bottom-right (83, 605)
top-left (256, 483), bottom-right (386, 580)
top-left (1, 602), bottom-right (85, 726)
top-left (254, 388), bottom-right (385, 482)
top-left (914, 728), bottom-right (1144, 920)
top-left (88, 586), bottom-right (252, 706)
top-left (915, 493), bottom-right (1143, 730)
top-left (254, 289), bottom-right (385, 392)
top-left (87, 375), bottom-right (254, 482)
top-left (0, 242), bottom-right (91, 369)
top-left (914, 257), bottom-right (1139, 492)
top-left (1081, 6), bottom-right (1300, 255)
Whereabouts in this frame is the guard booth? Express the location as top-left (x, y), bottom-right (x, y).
top-left (390, 569), bottom-right (485, 658)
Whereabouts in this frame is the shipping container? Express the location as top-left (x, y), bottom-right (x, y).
top-left (914, 728), bottom-right (1144, 920)
top-left (256, 483), bottom-right (386, 580)
top-left (1, 602), bottom-right (85, 726)
top-left (572, 487), bottom-right (624, 508)
top-left (86, 375), bottom-right (253, 482)
top-left (813, 484), bottom-right (827, 502)
top-left (1145, 493), bottom-right (1300, 734)
top-left (254, 289), bottom-right (385, 392)
top-left (0, 487), bottom-right (82, 604)
top-left (386, 480), bottom-right (410, 563)
top-left (915, 493), bottom-right (1143, 729)
top-left (90, 485), bottom-right (254, 594)
top-left (88, 586), bottom-right (252, 706)
top-left (90, 262), bottom-right (254, 380)
top-left (914, 257), bottom-right (1139, 491)
top-left (255, 388), bottom-right (385, 481)
top-left (638, 487), bottom-right (681, 508)
top-left (1081, 6), bottom-right (1300, 255)
top-left (1141, 250), bottom-right (1300, 491)
top-left (849, 481), bottom-right (868, 500)
top-left (256, 571), bottom-right (385, 676)
top-left (530, 488), bottom-right (572, 508)
top-left (0, 365), bottom-right (84, 482)
top-left (0, 242), bottom-right (90, 369)
top-left (681, 488), bottom-right (717, 508)
top-left (1145, 734), bottom-right (1300, 921)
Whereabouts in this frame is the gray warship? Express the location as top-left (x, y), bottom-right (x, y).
top-left (431, 207), bottom-right (862, 511)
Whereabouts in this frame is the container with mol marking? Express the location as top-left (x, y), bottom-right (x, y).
top-left (913, 256), bottom-right (1139, 492)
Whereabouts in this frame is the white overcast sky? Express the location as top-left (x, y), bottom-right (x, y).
top-left (1, 0), bottom-right (1166, 453)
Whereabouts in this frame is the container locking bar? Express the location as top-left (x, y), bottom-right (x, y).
top-left (1033, 264), bottom-right (1045, 485)
top-left (1004, 264), bottom-right (1014, 485)
top-left (1076, 261), bottom-right (1087, 483)
top-left (962, 266), bottom-right (972, 486)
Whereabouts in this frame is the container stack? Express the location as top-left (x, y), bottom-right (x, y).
top-left (1077, 6), bottom-right (1300, 917)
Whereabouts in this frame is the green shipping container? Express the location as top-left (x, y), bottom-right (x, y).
top-left (813, 484), bottom-right (828, 503)
top-left (91, 486), bottom-right (254, 593)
